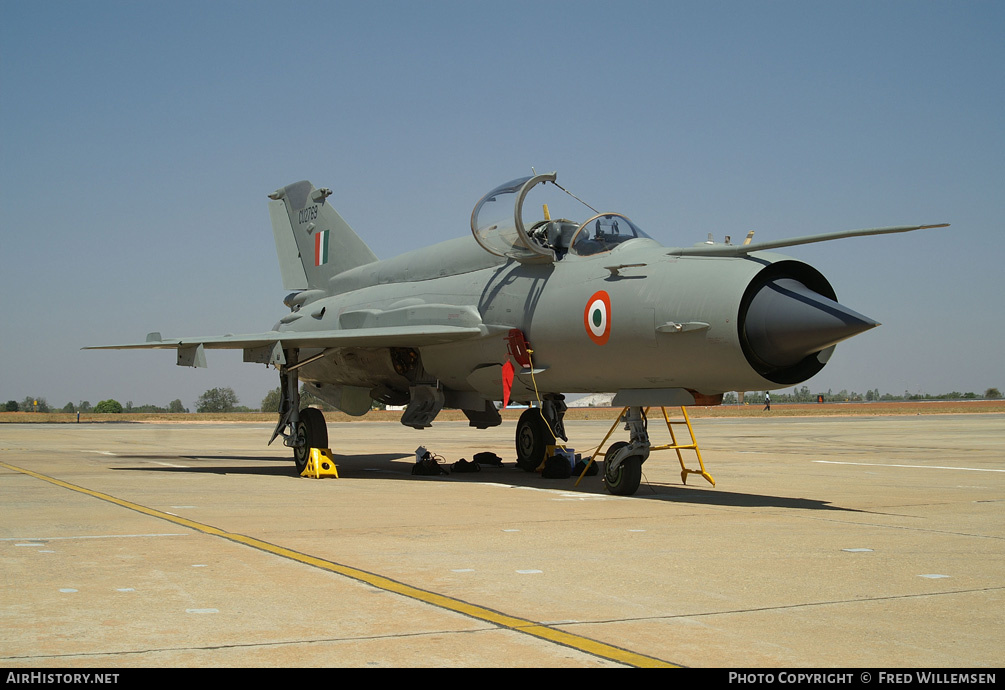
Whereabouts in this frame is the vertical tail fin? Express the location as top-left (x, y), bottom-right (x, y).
top-left (268, 180), bottom-right (378, 291)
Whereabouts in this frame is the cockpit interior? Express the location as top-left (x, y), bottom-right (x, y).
top-left (471, 173), bottom-right (652, 263)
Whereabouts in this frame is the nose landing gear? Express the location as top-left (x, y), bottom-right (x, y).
top-left (577, 405), bottom-right (715, 496)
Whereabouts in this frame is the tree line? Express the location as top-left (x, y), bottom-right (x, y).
top-left (5, 384), bottom-right (1002, 414)
top-left (3, 385), bottom-right (343, 414)
top-left (3, 389), bottom-right (243, 414)
top-left (725, 386), bottom-right (1002, 404)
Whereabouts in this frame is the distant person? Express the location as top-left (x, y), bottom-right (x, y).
top-left (763, 392), bottom-right (771, 412)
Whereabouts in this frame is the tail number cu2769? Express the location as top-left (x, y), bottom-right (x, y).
top-left (298, 205), bottom-right (319, 225)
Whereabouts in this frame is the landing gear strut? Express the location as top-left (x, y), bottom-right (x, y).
top-left (270, 347), bottom-right (329, 473)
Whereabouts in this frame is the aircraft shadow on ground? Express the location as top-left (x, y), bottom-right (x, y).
top-left (110, 452), bottom-right (860, 512)
top-left (632, 483), bottom-right (863, 512)
top-left (112, 452), bottom-right (409, 477)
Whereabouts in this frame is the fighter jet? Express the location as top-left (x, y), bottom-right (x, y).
top-left (87, 173), bottom-right (947, 495)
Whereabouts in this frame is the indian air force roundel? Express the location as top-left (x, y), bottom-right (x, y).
top-left (584, 290), bottom-right (612, 345)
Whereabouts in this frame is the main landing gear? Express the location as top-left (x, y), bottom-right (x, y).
top-left (293, 407), bottom-right (328, 473)
top-left (270, 348), bottom-right (329, 474)
top-left (514, 394), bottom-right (567, 472)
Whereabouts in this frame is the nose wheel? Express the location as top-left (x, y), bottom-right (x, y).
top-left (603, 441), bottom-right (643, 496)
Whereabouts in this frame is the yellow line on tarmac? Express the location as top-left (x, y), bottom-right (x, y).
top-left (1, 461), bottom-right (676, 668)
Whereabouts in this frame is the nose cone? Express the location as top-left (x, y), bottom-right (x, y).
top-left (744, 278), bottom-right (879, 369)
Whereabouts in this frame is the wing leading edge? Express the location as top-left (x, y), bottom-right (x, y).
top-left (84, 325), bottom-right (487, 368)
top-left (668, 223), bottom-right (949, 257)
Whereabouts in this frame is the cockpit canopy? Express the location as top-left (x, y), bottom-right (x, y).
top-left (470, 173), bottom-right (652, 263)
top-left (569, 213), bottom-right (649, 257)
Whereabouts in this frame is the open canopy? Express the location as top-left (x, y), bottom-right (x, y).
top-left (470, 173), bottom-right (558, 263)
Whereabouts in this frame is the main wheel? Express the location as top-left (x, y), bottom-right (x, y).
top-left (293, 407), bottom-right (328, 473)
top-left (604, 441), bottom-right (642, 496)
top-left (515, 408), bottom-right (549, 472)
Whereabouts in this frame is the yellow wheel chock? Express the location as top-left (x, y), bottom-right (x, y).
top-left (301, 448), bottom-right (339, 479)
top-left (575, 406), bottom-right (715, 488)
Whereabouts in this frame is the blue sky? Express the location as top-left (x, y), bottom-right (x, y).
top-left (1, 1), bottom-right (1002, 410)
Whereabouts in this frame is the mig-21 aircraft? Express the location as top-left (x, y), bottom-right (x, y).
top-left (87, 173), bottom-right (947, 495)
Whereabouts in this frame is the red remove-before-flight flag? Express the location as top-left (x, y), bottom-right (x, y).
top-left (501, 360), bottom-right (515, 408)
